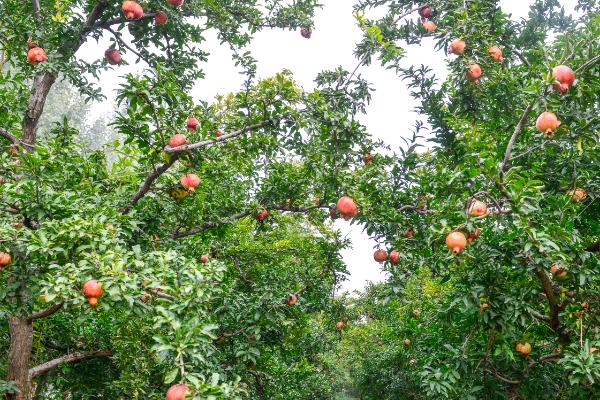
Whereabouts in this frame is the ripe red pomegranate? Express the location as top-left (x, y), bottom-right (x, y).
top-left (301, 27), bottom-right (312, 39)
top-left (167, 0), bottom-right (184, 6)
top-left (568, 188), bottom-right (586, 202)
top-left (373, 249), bottom-right (388, 263)
top-left (466, 64), bottom-right (482, 84)
top-left (286, 294), bottom-right (297, 305)
top-left (104, 48), bottom-right (122, 65)
top-left (83, 280), bottom-right (104, 298)
top-left (122, 1), bottom-right (143, 19)
top-left (535, 112), bottom-right (561, 138)
top-left (335, 321), bottom-right (345, 330)
top-left (389, 249), bottom-right (399, 264)
top-left (166, 384), bottom-right (189, 400)
top-left (155, 11), bottom-right (168, 25)
top-left (215, 130), bottom-right (223, 138)
top-left (186, 118), bottom-right (199, 132)
top-left (336, 196), bottom-right (358, 220)
top-left (418, 5), bottom-right (433, 18)
top-left (180, 173), bottom-right (200, 191)
top-left (200, 254), bottom-right (208, 264)
top-left (552, 65), bottom-right (575, 94)
top-left (422, 20), bottom-right (437, 32)
top-left (448, 39), bottom-right (466, 55)
top-left (169, 133), bottom-right (188, 148)
top-left (253, 208), bottom-right (269, 222)
top-left (446, 231), bottom-right (467, 255)
top-left (0, 252), bottom-right (11, 268)
top-left (27, 40), bottom-right (48, 65)
top-left (488, 45), bottom-right (503, 61)
top-left (468, 200), bottom-right (487, 217)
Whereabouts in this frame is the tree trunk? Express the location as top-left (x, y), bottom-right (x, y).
top-left (6, 317), bottom-right (33, 400)
top-left (21, 72), bottom-right (56, 147)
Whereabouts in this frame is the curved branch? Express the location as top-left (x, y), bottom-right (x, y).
top-left (500, 102), bottom-right (534, 177)
top-left (164, 120), bottom-right (273, 154)
top-left (484, 369), bottom-right (521, 385)
top-left (29, 350), bottom-right (113, 377)
top-left (125, 154), bottom-right (180, 210)
top-left (28, 302), bottom-right (64, 322)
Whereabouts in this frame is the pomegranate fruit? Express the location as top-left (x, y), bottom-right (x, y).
top-left (300, 27), bottom-right (312, 39)
top-left (180, 173), bottom-right (200, 191)
top-left (215, 130), bottom-right (223, 138)
top-left (448, 39), bottom-right (466, 55)
top-left (552, 65), bottom-right (575, 94)
top-left (200, 254), bottom-right (208, 264)
top-left (389, 249), bottom-right (399, 264)
top-left (373, 249), bottom-right (388, 263)
top-left (83, 280), bottom-right (103, 299)
top-left (286, 294), bottom-right (297, 306)
top-left (405, 228), bottom-right (415, 238)
top-left (186, 117), bottom-right (199, 132)
top-left (479, 303), bottom-right (489, 312)
top-left (0, 252), bottom-right (11, 268)
top-left (166, 384), bottom-right (189, 400)
top-left (122, 1), bottom-right (143, 19)
top-left (418, 5), bottom-right (433, 18)
top-left (27, 40), bottom-right (48, 65)
top-left (336, 196), bottom-right (358, 220)
top-left (155, 11), bottom-right (168, 25)
top-left (422, 20), bottom-right (437, 32)
top-left (516, 342), bottom-right (531, 356)
top-left (446, 231), bottom-right (467, 255)
top-left (253, 208), bottom-right (269, 222)
top-left (535, 112), bottom-right (561, 138)
top-left (488, 45), bottom-right (503, 61)
top-left (104, 48), bottom-right (122, 65)
top-left (167, 0), bottom-right (184, 6)
top-left (169, 133), bottom-right (188, 148)
top-left (466, 64), bottom-right (482, 84)
top-left (468, 200), bottom-right (487, 217)
top-left (335, 321), bottom-right (345, 330)
top-left (362, 153), bottom-right (374, 164)
top-left (568, 188), bottom-right (586, 202)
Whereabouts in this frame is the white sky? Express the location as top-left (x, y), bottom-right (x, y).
top-left (79, 0), bottom-right (577, 294)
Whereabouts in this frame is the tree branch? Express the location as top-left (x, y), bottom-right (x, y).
top-left (125, 154), bottom-right (180, 210)
top-left (164, 120), bottom-right (273, 154)
top-left (27, 302), bottom-right (64, 322)
top-left (0, 128), bottom-right (35, 150)
top-left (484, 369), bottom-right (521, 385)
top-left (500, 102), bottom-right (534, 177)
top-left (528, 353), bottom-right (562, 368)
top-left (575, 53), bottom-right (600, 74)
top-left (149, 289), bottom-right (175, 301)
top-left (31, 0), bottom-right (41, 21)
top-left (29, 350), bottom-right (114, 377)
top-left (533, 267), bottom-right (560, 331)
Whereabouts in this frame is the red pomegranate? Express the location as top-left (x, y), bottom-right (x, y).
top-left (27, 40), bottom-right (48, 65)
top-left (200, 254), bottom-right (208, 264)
top-left (568, 188), bottom-right (586, 202)
top-left (418, 5), bottom-right (433, 18)
top-left (166, 384), bottom-right (189, 400)
top-left (167, 0), bottom-right (184, 6)
top-left (488, 45), bottom-right (503, 61)
top-left (0, 252), bottom-right (11, 268)
top-left (405, 228), bottom-right (415, 238)
top-left (446, 232), bottom-right (467, 255)
top-left (535, 112), bottom-right (561, 138)
top-left (552, 65), bottom-right (575, 94)
top-left (362, 153), bottom-right (374, 164)
top-left (253, 208), bottom-right (269, 222)
top-left (336, 196), bottom-right (358, 220)
top-left (301, 27), bottom-right (312, 39)
top-left (373, 249), bottom-right (388, 263)
top-left (83, 280), bottom-right (103, 299)
top-left (169, 133), bottom-right (188, 148)
top-left (104, 48), bottom-right (122, 65)
top-left (286, 294), bottom-right (297, 305)
top-left (155, 11), bottom-right (168, 25)
top-left (122, 1), bottom-right (143, 19)
top-left (186, 117), bottom-right (199, 132)
top-left (335, 321), bottom-right (345, 330)
top-left (389, 249), bottom-right (399, 264)
top-left (422, 20), bottom-right (437, 32)
top-left (466, 64), bottom-right (482, 84)
top-left (215, 130), bottom-right (223, 138)
top-left (448, 39), bottom-right (466, 55)
top-left (180, 173), bottom-right (200, 191)
top-left (468, 200), bottom-right (487, 217)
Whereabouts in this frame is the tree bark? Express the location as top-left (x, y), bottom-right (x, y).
top-left (6, 317), bottom-right (34, 400)
top-left (21, 72), bottom-right (56, 147)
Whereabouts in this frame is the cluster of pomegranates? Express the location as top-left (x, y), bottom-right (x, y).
top-left (447, 38), bottom-right (504, 86)
top-left (373, 248), bottom-right (400, 264)
top-left (82, 279), bottom-right (104, 308)
top-left (0, 252), bottom-right (11, 269)
top-left (535, 66), bottom-right (575, 138)
top-left (419, 5), bottom-right (437, 33)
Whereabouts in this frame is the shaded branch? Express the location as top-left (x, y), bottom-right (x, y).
top-left (575, 53), bottom-right (600, 74)
top-left (533, 267), bottom-right (560, 331)
top-left (500, 103), bottom-right (534, 177)
top-left (149, 289), bottom-right (175, 301)
top-left (164, 120), bottom-right (273, 154)
top-left (28, 302), bottom-right (64, 322)
top-left (126, 154), bottom-right (180, 210)
top-left (29, 350), bottom-right (114, 377)
top-left (484, 368), bottom-right (521, 385)
top-left (528, 353), bottom-right (562, 368)
top-left (0, 128), bottom-right (34, 150)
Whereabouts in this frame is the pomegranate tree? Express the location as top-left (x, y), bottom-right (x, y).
top-left (535, 111), bottom-right (561, 138)
top-left (336, 196), bottom-right (358, 220)
top-left (121, 1), bottom-right (143, 20)
top-left (446, 231), bottom-right (467, 255)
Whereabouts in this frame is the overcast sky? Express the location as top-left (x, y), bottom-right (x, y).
top-left (80, 0), bottom-right (578, 293)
